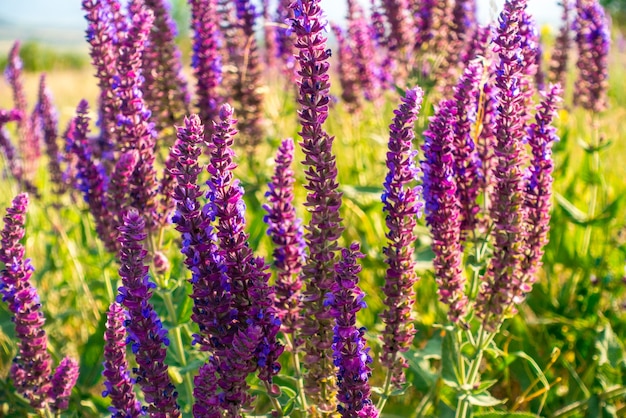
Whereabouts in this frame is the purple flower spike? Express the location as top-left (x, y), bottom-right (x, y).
top-left (521, 84), bottom-right (562, 296)
top-left (549, 0), bottom-right (572, 90)
top-left (48, 357), bottom-right (79, 412)
top-left (291, 0), bottom-right (344, 407)
top-left (141, 0), bottom-right (190, 134)
top-left (107, 150), bottom-right (140, 241)
top-left (332, 24), bottom-right (360, 109)
top-left (275, 0), bottom-right (296, 80)
top-left (422, 99), bottom-right (467, 323)
top-left (232, 0), bottom-right (265, 149)
top-left (263, 138), bottom-right (306, 334)
top-left (574, 0), bottom-right (610, 112)
top-left (452, 62), bottom-right (483, 235)
top-left (170, 115), bottom-right (231, 350)
top-left (5, 42), bottom-right (39, 179)
top-left (380, 87), bottom-right (424, 387)
top-left (330, 243), bottom-right (378, 418)
top-left (475, 0), bottom-right (530, 332)
top-left (347, 0), bottom-right (381, 103)
top-left (117, 209), bottom-right (180, 417)
top-left (207, 104), bottom-right (282, 398)
top-left (116, 2), bottom-right (160, 232)
top-left (82, 0), bottom-right (119, 160)
top-left (37, 76), bottom-right (65, 195)
top-left (193, 360), bottom-right (221, 418)
top-left (66, 101), bottom-right (115, 251)
top-left (0, 194), bottom-right (52, 408)
top-left (102, 303), bottom-right (144, 418)
top-left (190, 0), bottom-right (223, 138)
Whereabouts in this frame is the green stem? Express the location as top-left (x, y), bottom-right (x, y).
top-left (264, 381), bottom-right (284, 417)
top-left (284, 333), bottom-right (308, 412)
top-left (551, 386), bottom-right (626, 417)
top-left (375, 352), bottom-right (396, 412)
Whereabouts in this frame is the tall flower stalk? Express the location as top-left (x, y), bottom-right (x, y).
top-left (117, 209), bottom-right (180, 417)
top-left (291, 0), bottom-right (344, 411)
top-left (379, 87), bottom-right (423, 398)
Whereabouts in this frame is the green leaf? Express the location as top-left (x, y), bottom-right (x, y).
top-left (595, 324), bottom-right (626, 370)
top-left (473, 413), bottom-right (540, 418)
top-left (77, 309), bottom-right (106, 388)
top-left (555, 193), bottom-right (588, 224)
top-left (441, 327), bottom-right (462, 389)
top-left (463, 393), bottom-right (505, 407)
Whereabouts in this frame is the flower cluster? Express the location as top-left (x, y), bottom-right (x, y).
top-left (117, 209), bottom-right (180, 416)
top-left (0, 194), bottom-right (78, 412)
top-left (291, 0), bottom-right (344, 407)
top-left (380, 87), bottom-right (423, 386)
top-left (328, 243), bottom-right (378, 418)
top-left (573, 0), bottom-right (610, 112)
top-left (102, 302), bottom-right (144, 417)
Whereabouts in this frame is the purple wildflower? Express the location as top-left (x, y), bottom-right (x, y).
top-left (66, 101), bottom-right (115, 251)
top-left (141, 0), bottom-right (190, 134)
top-left (115, 2), bottom-right (160, 232)
top-left (381, 0), bottom-right (413, 65)
top-left (329, 243), bottom-right (378, 418)
top-left (521, 85), bottom-right (562, 295)
top-left (331, 24), bottom-right (361, 109)
top-left (193, 360), bottom-right (221, 417)
top-left (452, 0), bottom-right (477, 44)
top-left (452, 62), bottom-right (483, 235)
top-left (106, 150), bottom-right (140, 242)
top-left (291, 0), bottom-right (344, 407)
top-left (262, 0), bottom-right (277, 69)
top-left (169, 115), bottom-right (231, 351)
top-left (263, 138), bottom-right (306, 334)
top-left (380, 87), bottom-right (423, 386)
top-left (48, 357), bottom-right (79, 412)
top-left (275, 0), bottom-right (296, 80)
top-left (190, 0), bottom-right (223, 138)
top-left (117, 209), bottom-right (180, 417)
top-left (82, 0), bottom-right (119, 160)
top-left (475, 0), bottom-right (530, 332)
top-left (422, 99), bottom-right (467, 322)
top-left (232, 0), bottom-right (265, 149)
top-left (0, 194), bottom-right (52, 408)
top-left (37, 75), bottom-right (65, 195)
top-left (462, 24), bottom-right (492, 64)
top-left (0, 122), bottom-right (38, 197)
top-left (206, 105), bottom-right (282, 410)
top-left (5, 42), bottom-right (39, 179)
top-left (548, 0), bottom-right (572, 90)
top-left (574, 0), bottom-right (610, 112)
top-left (102, 302), bottom-right (144, 418)
top-left (169, 115), bottom-right (234, 414)
top-left (347, 0), bottom-right (381, 102)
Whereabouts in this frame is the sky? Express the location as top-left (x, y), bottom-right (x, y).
top-left (0, 0), bottom-right (563, 45)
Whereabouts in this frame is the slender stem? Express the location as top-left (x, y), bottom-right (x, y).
top-left (579, 116), bottom-right (600, 257)
top-left (375, 351), bottom-right (397, 412)
top-left (264, 381), bottom-right (284, 417)
top-left (284, 333), bottom-right (309, 412)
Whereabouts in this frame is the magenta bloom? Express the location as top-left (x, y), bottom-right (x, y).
top-left (475, 0), bottom-right (531, 332)
top-left (0, 194), bottom-right (52, 408)
top-left (422, 99), bottom-right (466, 323)
top-left (36, 76), bottom-right (65, 195)
top-left (48, 357), bottom-right (80, 412)
top-left (263, 138), bottom-right (306, 334)
top-left (113, 3), bottom-right (160, 232)
top-left (141, 0), bottom-right (190, 134)
top-left (102, 302), bottom-right (144, 418)
top-left (328, 243), bottom-right (378, 418)
top-left (117, 210), bottom-right (180, 417)
top-left (66, 101), bottom-right (115, 251)
top-left (380, 87), bottom-right (423, 386)
top-left (521, 85), bottom-right (562, 294)
top-left (190, 0), bottom-right (222, 137)
top-left (452, 62), bottom-right (483, 234)
top-left (549, 0), bottom-right (572, 90)
top-left (574, 0), bottom-right (610, 112)
top-left (291, 0), bottom-right (344, 406)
